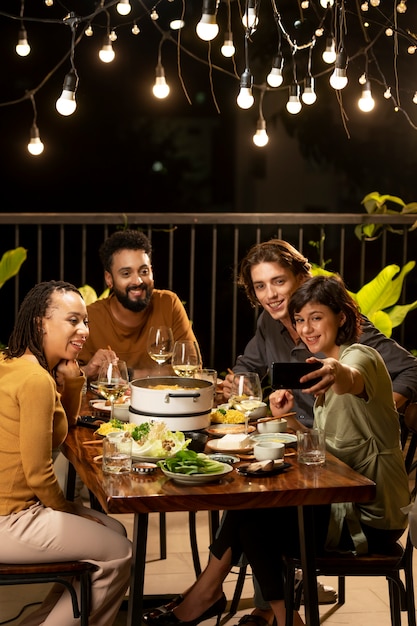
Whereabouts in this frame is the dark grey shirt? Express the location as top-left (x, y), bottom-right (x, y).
top-left (234, 311), bottom-right (417, 428)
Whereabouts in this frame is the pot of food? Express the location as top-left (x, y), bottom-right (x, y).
top-left (129, 376), bottom-right (214, 431)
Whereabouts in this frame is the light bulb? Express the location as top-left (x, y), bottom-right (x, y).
top-left (196, 0), bottom-right (219, 41)
top-left (55, 71), bottom-right (77, 116)
top-left (45, 0), bottom-right (54, 6)
top-left (384, 87), bottom-right (391, 99)
top-left (170, 19), bottom-right (185, 30)
top-left (236, 69), bottom-right (254, 109)
top-left (301, 0), bottom-right (309, 8)
top-left (85, 25), bottom-right (93, 36)
top-left (320, 0), bottom-right (334, 7)
top-left (99, 37), bottom-right (115, 63)
top-left (329, 51), bottom-right (348, 89)
top-left (396, 0), bottom-right (407, 13)
top-left (301, 77), bottom-right (317, 105)
top-left (221, 32), bottom-right (235, 57)
top-left (370, 0), bottom-right (380, 5)
top-left (361, 1), bottom-right (369, 11)
top-left (253, 120), bottom-right (269, 147)
top-left (266, 55), bottom-right (283, 87)
top-left (413, 92), bottom-right (417, 105)
top-left (322, 38), bottom-right (336, 64)
top-left (359, 73), bottom-right (367, 85)
top-left (16, 28), bottom-right (30, 57)
top-left (358, 80), bottom-right (375, 112)
top-left (385, 28), bottom-right (393, 36)
top-left (150, 8), bottom-right (159, 20)
top-left (27, 124), bottom-right (44, 156)
top-left (152, 65), bottom-right (170, 99)
top-left (117, 0), bottom-right (131, 15)
top-left (132, 23), bottom-right (140, 35)
top-left (286, 84), bottom-right (302, 114)
top-left (408, 46), bottom-right (416, 54)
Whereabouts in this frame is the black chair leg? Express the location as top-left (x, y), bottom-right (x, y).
top-left (159, 513), bottom-right (167, 560)
top-left (229, 565), bottom-right (248, 614)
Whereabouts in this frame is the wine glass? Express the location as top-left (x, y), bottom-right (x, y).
top-left (230, 372), bottom-right (263, 435)
top-left (97, 359), bottom-right (129, 420)
top-left (147, 326), bottom-right (174, 372)
top-left (171, 340), bottom-right (202, 378)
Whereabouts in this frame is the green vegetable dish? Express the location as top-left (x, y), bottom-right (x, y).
top-left (158, 450), bottom-right (225, 475)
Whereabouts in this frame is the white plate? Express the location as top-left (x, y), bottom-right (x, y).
top-left (251, 433), bottom-right (297, 445)
top-left (159, 463), bottom-right (233, 485)
top-left (91, 401), bottom-right (129, 412)
top-left (206, 439), bottom-right (254, 454)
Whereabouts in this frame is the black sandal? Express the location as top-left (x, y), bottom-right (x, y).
top-left (237, 615), bottom-right (269, 626)
top-left (143, 595), bottom-right (184, 624)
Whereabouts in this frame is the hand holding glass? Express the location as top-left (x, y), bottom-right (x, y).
top-left (147, 326), bottom-right (174, 369)
top-left (171, 340), bottom-right (202, 377)
top-left (230, 372), bottom-right (263, 434)
top-left (97, 359), bottom-right (129, 419)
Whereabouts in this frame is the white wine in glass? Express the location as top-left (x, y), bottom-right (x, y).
top-left (97, 359), bottom-right (129, 420)
top-left (147, 326), bottom-right (174, 370)
top-left (230, 372), bottom-right (263, 435)
top-left (171, 340), bottom-right (202, 378)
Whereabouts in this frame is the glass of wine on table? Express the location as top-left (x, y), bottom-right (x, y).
top-left (147, 326), bottom-right (174, 372)
top-left (230, 372), bottom-right (263, 435)
top-left (171, 340), bottom-right (202, 378)
top-left (97, 359), bottom-right (129, 420)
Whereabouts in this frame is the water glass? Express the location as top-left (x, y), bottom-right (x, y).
top-left (102, 432), bottom-right (132, 474)
top-left (297, 428), bottom-right (326, 466)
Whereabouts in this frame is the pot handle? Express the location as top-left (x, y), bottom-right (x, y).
top-left (165, 392), bottom-right (201, 403)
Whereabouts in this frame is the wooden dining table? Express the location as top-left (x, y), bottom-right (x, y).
top-left (62, 409), bottom-right (376, 626)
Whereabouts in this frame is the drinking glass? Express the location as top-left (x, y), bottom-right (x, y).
top-left (97, 359), bottom-right (129, 420)
top-left (230, 372), bottom-right (263, 435)
top-left (147, 326), bottom-right (174, 371)
top-left (171, 340), bottom-right (202, 378)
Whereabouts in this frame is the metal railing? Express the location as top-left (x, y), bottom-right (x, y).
top-left (1, 212), bottom-right (416, 372)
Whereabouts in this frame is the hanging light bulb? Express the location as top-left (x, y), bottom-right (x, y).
top-left (170, 19), bottom-right (185, 30)
top-left (27, 123), bottom-right (44, 156)
top-left (358, 80), bottom-right (375, 112)
top-left (55, 70), bottom-right (77, 116)
top-left (301, 76), bottom-right (317, 105)
top-left (396, 0), bottom-right (407, 13)
top-left (369, 0), bottom-right (380, 5)
top-left (242, 0), bottom-right (259, 29)
top-left (322, 38), bottom-right (336, 64)
top-left (253, 119), bottom-right (269, 147)
top-left (329, 51), bottom-right (348, 89)
top-left (301, 0), bottom-right (309, 8)
top-left (16, 27), bottom-right (30, 57)
top-left (109, 30), bottom-right (117, 42)
top-left (196, 0), bottom-right (219, 41)
top-left (361, 1), bottom-right (369, 11)
top-left (384, 87), bottom-right (391, 99)
top-left (236, 69), bottom-right (254, 109)
top-left (44, 0), bottom-right (54, 6)
top-left (286, 84), bottom-right (302, 114)
top-left (152, 64), bottom-right (170, 99)
top-left (266, 55), bottom-right (283, 88)
top-left (132, 23), bottom-right (140, 35)
top-left (116, 0), bottom-right (131, 15)
top-left (413, 92), bottom-right (417, 105)
top-left (99, 36), bottom-right (115, 63)
top-left (221, 32), bottom-right (235, 57)
top-left (85, 25), bottom-right (93, 36)
top-left (320, 0), bottom-right (334, 7)
top-left (150, 7), bottom-right (159, 20)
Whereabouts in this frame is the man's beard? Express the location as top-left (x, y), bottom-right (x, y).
top-left (113, 284), bottom-right (153, 313)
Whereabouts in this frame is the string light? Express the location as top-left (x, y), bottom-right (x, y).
top-left (358, 80), bottom-right (375, 112)
top-left (56, 70), bottom-right (78, 116)
top-left (320, 0), bottom-right (334, 8)
top-left (196, 0), bottom-right (219, 41)
top-left (242, 0), bottom-right (259, 30)
top-left (266, 55), bottom-right (283, 88)
top-left (99, 35), bottom-right (115, 63)
top-left (396, 0), bottom-right (407, 14)
top-left (286, 84), bottom-right (302, 114)
top-left (131, 23), bottom-right (140, 35)
top-left (301, 76), bottom-right (317, 105)
top-left (237, 68), bottom-right (254, 109)
top-left (27, 95), bottom-right (44, 156)
top-left (221, 32), bottom-right (235, 57)
top-left (116, 0), bottom-right (131, 16)
top-left (152, 65), bottom-right (170, 98)
top-left (16, 27), bottom-right (30, 56)
top-left (253, 89), bottom-right (269, 147)
top-left (322, 38), bottom-right (336, 64)
top-left (329, 51), bottom-right (348, 90)
top-left (413, 92), bottom-right (417, 105)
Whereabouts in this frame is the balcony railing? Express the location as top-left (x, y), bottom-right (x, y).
top-left (1, 212), bottom-right (417, 372)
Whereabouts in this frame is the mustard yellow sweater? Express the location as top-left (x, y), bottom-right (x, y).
top-left (0, 355), bottom-right (84, 515)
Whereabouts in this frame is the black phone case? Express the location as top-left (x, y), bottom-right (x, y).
top-left (271, 362), bottom-right (323, 389)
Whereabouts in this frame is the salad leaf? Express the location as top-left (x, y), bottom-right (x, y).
top-left (159, 450), bottom-right (225, 475)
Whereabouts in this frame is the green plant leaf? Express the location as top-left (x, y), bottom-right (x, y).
top-left (355, 262), bottom-right (415, 316)
top-left (364, 310), bottom-right (393, 337)
top-left (78, 284), bottom-right (98, 305)
top-left (0, 247), bottom-right (27, 289)
top-left (384, 301), bottom-right (417, 329)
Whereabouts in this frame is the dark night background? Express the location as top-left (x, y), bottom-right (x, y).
top-left (1, 1), bottom-right (417, 369)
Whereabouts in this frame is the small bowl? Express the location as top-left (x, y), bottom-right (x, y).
top-left (257, 418), bottom-right (287, 434)
top-left (183, 431), bottom-right (209, 453)
top-left (132, 462), bottom-right (157, 474)
top-left (253, 441), bottom-right (285, 461)
top-left (219, 402), bottom-right (268, 420)
top-left (112, 402), bottom-right (130, 422)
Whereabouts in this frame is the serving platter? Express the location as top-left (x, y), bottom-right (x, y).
top-left (159, 463), bottom-right (233, 485)
top-left (91, 400), bottom-right (130, 412)
top-left (207, 424), bottom-right (256, 437)
top-left (205, 439), bottom-right (254, 454)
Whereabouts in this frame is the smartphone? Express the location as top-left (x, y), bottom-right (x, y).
top-left (271, 362), bottom-right (323, 390)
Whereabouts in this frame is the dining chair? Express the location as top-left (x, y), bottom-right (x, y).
top-left (0, 560), bottom-right (97, 626)
top-left (283, 405), bottom-right (417, 626)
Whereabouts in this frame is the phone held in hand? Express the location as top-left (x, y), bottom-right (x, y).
top-left (271, 362), bottom-right (323, 390)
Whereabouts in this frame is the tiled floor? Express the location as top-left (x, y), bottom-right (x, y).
top-left (0, 455), bottom-right (415, 626)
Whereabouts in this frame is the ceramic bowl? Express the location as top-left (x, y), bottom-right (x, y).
top-left (112, 402), bottom-right (130, 422)
top-left (257, 418), bottom-right (287, 434)
top-left (218, 402), bottom-right (268, 420)
top-left (253, 441), bottom-right (285, 461)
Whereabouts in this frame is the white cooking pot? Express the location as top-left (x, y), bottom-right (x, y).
top-left (129, 376), bottom-right (213, 431)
